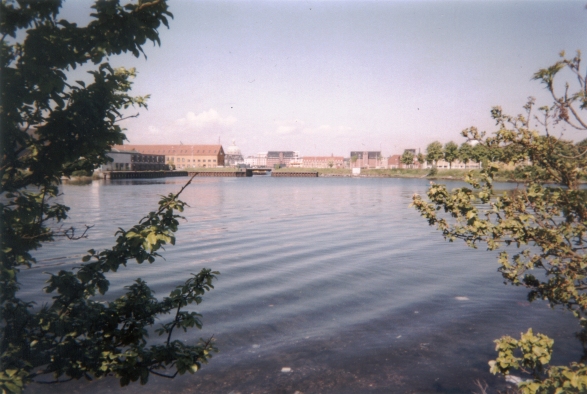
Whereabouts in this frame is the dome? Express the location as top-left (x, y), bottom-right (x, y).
top-left (226, 140), bottom-right (242, 155)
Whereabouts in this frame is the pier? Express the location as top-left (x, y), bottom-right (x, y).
top-left (99, 169), bottom-right (319, 179)
top-left (272, 172), bottom-right (319, 177)
top-left (101, 171), bottom-right (188, 179)
top-left (188, 171), bottom-right (252, 177)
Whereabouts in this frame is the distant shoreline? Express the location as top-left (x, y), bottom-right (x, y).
top-left (62, 167), bottom-right (567, 184)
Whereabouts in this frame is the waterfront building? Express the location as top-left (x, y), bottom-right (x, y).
top-left (302, 155), bottom-right (344, 168)
top-left (388, 154), bottom-right (401, 169)
top-left (224, 140), bottom-right (245, 167)
top-left (244, 152), bottom-right (268, 167)
top-left (388, 153), bottom-right (428, 169)
top-left (349, 151), bottom-right (382, 169)
top-left (100, 148), bottom-right (167, 171)
top-left (434, 159), bottom-right (481, 169)
top-left (266, 151), bottom-right (300, 168)
top-left (112, 144), bottom-right (225, 169)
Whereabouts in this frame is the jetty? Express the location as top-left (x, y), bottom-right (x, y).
top-left (101, 171), bottom-right (187, 179)
top-left (272, 172), bottom-right (318, 177)
top-left (98, 169), bottom-right (319, 179)
top-left (188, 171), bottom-right (252, 177)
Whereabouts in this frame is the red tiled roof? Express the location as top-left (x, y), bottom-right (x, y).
top-left (112, 144), bottom-right (224, 156)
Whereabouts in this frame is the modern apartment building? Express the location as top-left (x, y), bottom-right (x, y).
top-left (266, 151), bottom-right (300, 168)
top-left (100, 149), bottom-right (167, 171)
top-left (349, 151), bottom-right (382, 169)
top-left (302, 155), bottom-right (344, 168)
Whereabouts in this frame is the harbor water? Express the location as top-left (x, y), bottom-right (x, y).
top-left (22, 176), bottom-right (580, 393)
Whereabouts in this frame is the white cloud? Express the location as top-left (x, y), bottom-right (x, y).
top-left (270, 120), bottom-right (356, 141)
top-left (273, 119), bottom-right (306, 136)
top-left (176, 109), bottom-right (236, 129)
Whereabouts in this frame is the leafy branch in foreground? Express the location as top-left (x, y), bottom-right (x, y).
top-left (412, 51), bottom-right (587, 393)
top-left (1, 175), bottom-right (219, 391)
top-left (1, 1), bottom-right (220, 392)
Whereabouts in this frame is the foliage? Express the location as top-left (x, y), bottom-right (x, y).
top-left (71, 170), bottom-right (94, 177)
top-left (425, 141), bottom-right (444, 165)
top-left (489, 329), bottom-right (587, 393)
top-left (443, 141), bottom-right (459, 168)
top-left (470, 139), bottom-right (491, 167)
top-left (400, 150), bottom-right (415, 167)
top-left (1, 1), bottom-right (219, 392)
top-left (417, 152), bottom-right (426, 166)
top-left (412, 51), bottom-right (587, 392)
top-left (458, 142), bottom-right (473, 166)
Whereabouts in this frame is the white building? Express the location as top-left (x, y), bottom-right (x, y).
top-left (434, 159), bottom-right (481, 169)
top-left (245, 152), bottom-right (268, 167)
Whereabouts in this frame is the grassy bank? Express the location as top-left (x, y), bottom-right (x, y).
top-left (179, 166), bottom-right (540, 183)
top-left (273, 167), bottom-right (480, 179)
top-left (272, 167), bottom-right (537, 182)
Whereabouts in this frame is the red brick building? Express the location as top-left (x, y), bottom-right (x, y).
top-left (350, 151), bottom-right (382, 168)
top-left (302, 155), bottom-right (344, 168)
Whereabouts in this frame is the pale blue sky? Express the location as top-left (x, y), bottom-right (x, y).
top-left (61, 1), bottom-right (587, 157)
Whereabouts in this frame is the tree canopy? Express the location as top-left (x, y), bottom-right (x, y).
top-left (457, 142), bottom-right (473, 166)
top-left (412, 51), bottom-right (587, 392)
top-left (400, 150), bottom-right (415, 167)
top-left (0, 1), bottom-right (218, 392)
top-left (425, 141), bottom-right (443, 165)
top-left (443, 141), bottom-right (459, 168)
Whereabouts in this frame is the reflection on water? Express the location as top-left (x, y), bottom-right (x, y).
top-left (23, 177), bottom-right (580, 393)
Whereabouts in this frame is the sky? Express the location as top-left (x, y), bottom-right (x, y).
top-left (60, 0), bottom-right (587, 157)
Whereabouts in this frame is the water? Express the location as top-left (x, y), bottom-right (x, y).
top-left (22, 176), bottom-right (580, 393)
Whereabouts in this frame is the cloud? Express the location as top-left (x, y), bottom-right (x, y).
top-left (273, 119), bottom-right (306, 136)
top-left (176, 109), bottom-right (236, 129)
top-left (271, 120), bottom-right (353, 137)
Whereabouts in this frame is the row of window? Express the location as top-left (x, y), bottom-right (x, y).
top-left (169, 157), bottom-right (216, 163)
top-left (146, 150), bottom-right (221, 154)
top-left (111, 163), bottom-right (166, 170)
top-left (131, 155), bottom-right (164, 162)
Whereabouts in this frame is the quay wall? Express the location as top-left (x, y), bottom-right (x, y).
top-left (272, 172), bottom-right (318, 177)
top-left (102, 171), bottom-right (187, 179)
top-left (188, 171), bottom-right (252, 177)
